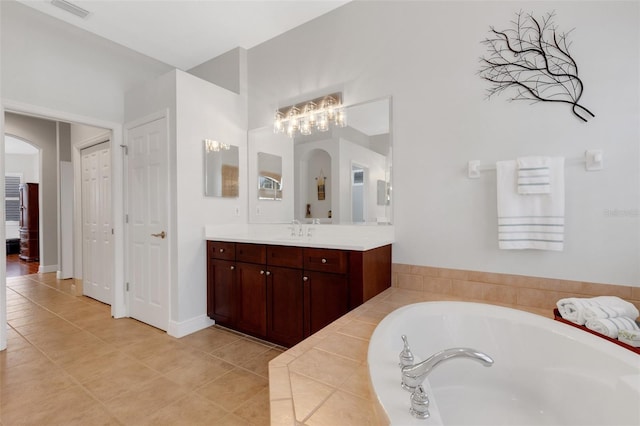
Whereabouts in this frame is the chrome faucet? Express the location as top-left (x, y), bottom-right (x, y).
top-left (401, 347), bottom-right (494, 391)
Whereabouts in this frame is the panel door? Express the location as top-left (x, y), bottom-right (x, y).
top-left (127, 117), bottom-right (169, 331)
top-left (81, 142), bottom-right (113, 304)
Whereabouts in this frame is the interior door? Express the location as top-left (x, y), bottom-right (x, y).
top-left (81, 142), bottom-right (112, 304)
top-left (126, 117), bottom-right (169, 331)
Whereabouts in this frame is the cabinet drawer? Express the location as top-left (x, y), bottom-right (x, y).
top-left (267, 245), bottom-right (303, 268)
top-left (236, 243), bottom-right (266, 264)
top-left (208, 241), bottom-right (235, 260)
top-left (303, 248), bottom-right (348, 274)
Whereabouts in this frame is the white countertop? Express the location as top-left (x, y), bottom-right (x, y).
top-left (204, 223), bottom-right (394, 251)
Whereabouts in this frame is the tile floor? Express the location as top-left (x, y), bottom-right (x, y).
top-left (1, 273), bottom-right (282, 425)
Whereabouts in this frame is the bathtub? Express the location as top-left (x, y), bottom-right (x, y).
top-left (368, 301), bottom-right (640, 426)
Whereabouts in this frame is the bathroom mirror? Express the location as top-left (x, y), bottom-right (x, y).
top-left (248, 96), bottom-right (392, 224)
top-left (257, 152), bottom-right (283, 200)
top-left (204, 141), bottom-right (239, 198)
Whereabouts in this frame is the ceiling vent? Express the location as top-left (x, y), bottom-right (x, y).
top-left (50, 0), bottom-right (91, 19)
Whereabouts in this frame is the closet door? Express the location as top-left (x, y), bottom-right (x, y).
top-left (82, 141), bottom-right (113, 304)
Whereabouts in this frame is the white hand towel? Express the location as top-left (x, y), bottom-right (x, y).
top-left (517, 156), bottom-right (551, 194)
top-left (556, 296), bottom-right (640, 325)
top-left (497, 157), bottom-right (565, 250)
top-left (585, 316), bottom-right (639, 339)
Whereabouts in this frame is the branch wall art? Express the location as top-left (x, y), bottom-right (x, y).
top-left (479, 11), bottom-right (595, 122)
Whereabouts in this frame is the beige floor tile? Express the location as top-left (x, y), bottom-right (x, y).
top-left (83, 360), bottom-right (161, 402)
top-left (104, 376), bottom-right (188, 424)
top-left (233, 387), bottom-right (271, 425)
top-left (1, 368), bottom-right (77, 412)
top-left (306, 390), bottom-right (379, 426)
top-left (138, 344), bottom-right (207, 374)
top-left (179, 326), bottom-right (242, 351)
top-left (217, 412), bottom-right (259, 426)
top-left (210, 337), bottom-right (272, 366)
top-left (163, 353), bottom-right (235, 388)
top-left (198, 368), bottom-right (268, 412)
top-left (1, 385), bottom-right (99, 425)
top-left (2, 272), bottom-right (285, 426)
top-left (314, 333), bottom-right (369, 362)
top-left (142, 393), bottom-right (229, 426)
top-left (289, 372), bottom-right (334, 422)
top-left (240, 348), bottom-right (283, 378)
top-left (288, 348), bottom-right (359, 388)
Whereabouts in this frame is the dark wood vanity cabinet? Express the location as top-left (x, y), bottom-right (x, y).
top-left (206, 240), bottom-right (391, 347)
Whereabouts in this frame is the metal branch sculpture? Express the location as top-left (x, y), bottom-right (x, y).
top-left (479, 11), bottom-right (595, 122)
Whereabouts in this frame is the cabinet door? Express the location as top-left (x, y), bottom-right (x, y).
top-left (267, 266), bottom-right (304, 347)
top-left (303, 271), bottom-right (349, 336)
top-left (207, 258), bottom-right (236, 326)
top-left (235, 262), bottom-right (268, 337)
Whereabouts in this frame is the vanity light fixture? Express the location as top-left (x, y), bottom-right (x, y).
top-left (204, 139), bottom-right (230, 153)
top-left (274, 93), bottom-right (346, 138)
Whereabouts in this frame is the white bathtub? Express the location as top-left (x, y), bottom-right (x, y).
top-left (368, 301), bottom-right (640, 426)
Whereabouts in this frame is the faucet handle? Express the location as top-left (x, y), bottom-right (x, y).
top-left (399, 335), bottom-right (414, 367)
top-left (409, 385), bottom-right (430, 419)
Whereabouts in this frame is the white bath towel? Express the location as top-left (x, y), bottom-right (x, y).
top-left (556, 296), bottom-right (640, 325)
top-left (585, 316), bottom-right (639, 339)
top-left (517, 156), bottom-right (550, 194)
top-left (496, 157), bottom-right (565, 250)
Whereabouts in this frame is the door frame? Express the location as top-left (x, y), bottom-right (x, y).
top-left (123, 109), bottom-right (172, 328)
top-left (2, 99), bottom-right (126, 319)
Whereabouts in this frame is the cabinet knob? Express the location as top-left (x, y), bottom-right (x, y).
top-left (230, 265), bottom-right (235, 270)
top-left (303, 276), bottom-right (309, 282)
top-left (266, 271), bottom-right (271, 276)
top-left (321, 258), bottom-right (327, 264)
top-left (219, 248), bottom-right (225, 253)
top-left (260, 270), bottom-right (265, 275)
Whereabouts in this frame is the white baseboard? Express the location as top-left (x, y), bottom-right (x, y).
top-left (167, 314), bottom-right (214, 338)
top-left (38, 264), bottom-right (58, 274)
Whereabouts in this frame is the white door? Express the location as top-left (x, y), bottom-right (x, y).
top-left (126, 117), bottom-right (169, 331)
top-left (81, 142), bottom-right (112, 304)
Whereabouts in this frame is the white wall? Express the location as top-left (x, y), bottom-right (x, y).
top-left (247, 1), bottom-right (640, 286)
top-left (175, 70), bottom-right (247, 326)
top-left (1, 1), bottom-right (172, 123)
top-left (5, 153), bottom-right (38, 182)
top-left (125, 69), bottom-right (247, 331)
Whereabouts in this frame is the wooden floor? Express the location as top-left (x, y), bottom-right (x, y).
top-left (5, 253), bottom-right (40, 277)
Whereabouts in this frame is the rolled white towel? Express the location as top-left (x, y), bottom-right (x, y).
top-left (556, 296), bottom-right (639, 325)
top-left (618, 329), bottom-right (640, 347)
top-left (585, 316), bottom-right (640, 339)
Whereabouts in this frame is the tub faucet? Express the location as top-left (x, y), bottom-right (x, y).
top-left (401, 347), bottom-right (494, 391)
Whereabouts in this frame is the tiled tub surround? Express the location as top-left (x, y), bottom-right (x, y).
top-left (268, 264), bottom-right (640, 425)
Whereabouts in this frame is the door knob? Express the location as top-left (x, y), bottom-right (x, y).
top-left (151, 231), bottom-right (166, 239)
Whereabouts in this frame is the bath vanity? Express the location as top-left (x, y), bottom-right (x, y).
top-left (206, 225), bottom-right (393, 347)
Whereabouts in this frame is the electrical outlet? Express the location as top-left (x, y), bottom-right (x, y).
top-left (234, 206), bottom-right (240, 216)
top-left (256, 207), bottom-right (261, 215)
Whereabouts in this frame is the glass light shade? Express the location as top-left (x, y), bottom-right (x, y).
top-left (274, 111), bottom-right (285, 133)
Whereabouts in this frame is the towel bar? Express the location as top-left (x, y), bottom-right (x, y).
top-left (468, 150), bottom-right (603, 178)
